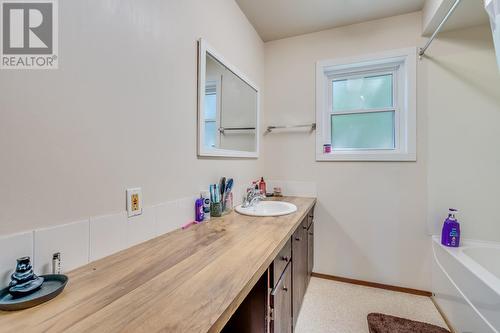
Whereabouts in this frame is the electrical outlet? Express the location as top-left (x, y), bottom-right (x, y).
top-left (127, 188), bottom-right (142, 217)
top-left (52, 252), bottom-right (62, 274)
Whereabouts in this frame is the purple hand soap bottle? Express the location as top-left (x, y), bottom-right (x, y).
top-left (441, 208), bottom-right (460, 247)
top-left (195, 197), bottom-right (204, 222)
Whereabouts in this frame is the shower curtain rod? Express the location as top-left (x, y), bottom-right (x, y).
top-left (419, 0), bottom-right (462, 57)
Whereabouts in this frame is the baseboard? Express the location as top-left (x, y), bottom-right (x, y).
top-left (311, 272), bottom-right (432, 297)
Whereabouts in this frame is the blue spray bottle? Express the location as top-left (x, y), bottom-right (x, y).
top-left (441, 208), bottom-right (460, 247)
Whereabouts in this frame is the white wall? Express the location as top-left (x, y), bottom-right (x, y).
top-left (0, 0), bottom-right (264, 235)
top-left (425, 25), bottom-right (500, 242)
top-left (263, 12), bottom-right (431, 290)
top-left (264, 11), bottom-right (500, 290)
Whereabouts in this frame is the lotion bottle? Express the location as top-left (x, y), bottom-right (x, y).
top-left (259, 177), bottom-right (267, 197)
top-left (441, 208), bottom-right (460, 247)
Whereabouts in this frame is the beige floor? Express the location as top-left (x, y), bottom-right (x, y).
top-left (295, 277), bottom-right (447, 333)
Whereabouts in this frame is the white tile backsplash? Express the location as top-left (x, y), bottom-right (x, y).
top-left (177, 196), bottom-right (197, 224)
top-left (155, 201), bottom-right (179, 236)
top-left (268, 180), bottom-right (317, 197)
top-left (1, 183), bottom-right (307, 277)
top-left (233, 185), bottom-right (244, 206)
top-left (89, 211), bottom-right (128, 262)
top-left (127, 207), bottom-right (156, 247)
top-left (34, 219), bottom-right (90, 275)
top-left (0, 231), bottom-right (33, 288)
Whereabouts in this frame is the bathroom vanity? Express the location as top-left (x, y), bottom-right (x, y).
top-left (222, 198), bottom-right (315, 333)
top-left (0, 197), bottom-right (315, 333)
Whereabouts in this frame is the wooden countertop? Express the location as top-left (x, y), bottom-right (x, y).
top-left (0, 196), bottom-right (316, 333)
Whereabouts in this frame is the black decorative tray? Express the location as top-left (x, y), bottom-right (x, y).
top-left (0, 274), bottom-right (68, 311)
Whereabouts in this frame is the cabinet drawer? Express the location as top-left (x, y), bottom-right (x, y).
top-left (273, 239), bottom-right (291, 287)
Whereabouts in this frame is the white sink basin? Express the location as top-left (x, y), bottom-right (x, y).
top-left (235, 201), bottom-right (297, 217)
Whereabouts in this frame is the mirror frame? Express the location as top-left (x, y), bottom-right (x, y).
top-left (197, 38), bottom-right (260, 158)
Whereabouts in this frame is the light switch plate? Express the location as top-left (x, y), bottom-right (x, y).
top-left (126, 188), bottom-right (143, 217)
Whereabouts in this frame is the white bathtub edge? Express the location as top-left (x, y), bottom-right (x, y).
top-left (432, 240), bottom-right (499, 333)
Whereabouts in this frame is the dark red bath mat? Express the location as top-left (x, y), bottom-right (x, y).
top-left (367, 313), bottom-right (451, 333)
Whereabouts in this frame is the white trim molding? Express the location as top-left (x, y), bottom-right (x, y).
top-left (315, 48), bottom-right (417, 162)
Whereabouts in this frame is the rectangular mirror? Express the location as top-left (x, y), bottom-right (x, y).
top-left (198, 39), bottom-right (259, 158)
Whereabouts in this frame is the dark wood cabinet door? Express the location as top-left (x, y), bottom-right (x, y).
top-left (305, 206), bottom-right (315, 289)
top-left (291, 227), bottom-right (301, 329)
top-left (307, 221), bottom-right (314, 283)
top-left (292, 218), bottom-right (308, 329)
top-left (300, 224), bottom-right (308, 304)
top-left (270, 262), bottom-right (292, 333)
top-left (273, 239), bottom-right (292, 287)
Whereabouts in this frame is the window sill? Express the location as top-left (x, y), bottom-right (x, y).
top-left (316, 151), bottom-right (416, 162)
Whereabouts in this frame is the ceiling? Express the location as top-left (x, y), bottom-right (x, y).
top-left (235, 0), bottom-right (426, 42)
top-left (426, 0), bottom-right (489, 35)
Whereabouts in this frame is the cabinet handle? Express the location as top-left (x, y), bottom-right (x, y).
top-left (309, 232), bottom-right (313, 236)
top-left (281, 256), bottom-right (290, 262)
top-left (295, 237), bottom-right (300, 241)
top-left (283, 286), bottom-right (288, 292)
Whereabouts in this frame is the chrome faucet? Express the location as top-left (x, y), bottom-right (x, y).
top-left (242, 186), bottom-right (265, 208)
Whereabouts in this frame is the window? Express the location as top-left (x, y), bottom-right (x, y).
top-left (204, 80), bottom-right (221, 150)
top-left (316, 48), bottom-right (416, 161)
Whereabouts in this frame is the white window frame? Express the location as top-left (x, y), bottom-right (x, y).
top-left (315, 48), bottom-right (417, 161)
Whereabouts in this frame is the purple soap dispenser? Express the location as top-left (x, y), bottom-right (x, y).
top-left (195, 197), bottom-right (204, 222)
top-left (441, 208), bottom-right (460, 247)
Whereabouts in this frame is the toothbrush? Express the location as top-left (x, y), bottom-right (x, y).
top-left (224, 178), bottom-right (233, 208)
top-left (210, 184), bottom-right (215, 203)
top-left (225, 178), bottom-right (233, 197)
top-left (219, 177), bottom-right (226, 203)
top-left (220, 177), bottom-right (226, 196)
top-left (182, 220), bottom-right (200, 230)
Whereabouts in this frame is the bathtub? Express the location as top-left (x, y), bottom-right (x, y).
top-left (432, 236), bottom-right (500, 333)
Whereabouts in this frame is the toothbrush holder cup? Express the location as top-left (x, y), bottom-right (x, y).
top-left (210, 202), bottom-right (222, 217)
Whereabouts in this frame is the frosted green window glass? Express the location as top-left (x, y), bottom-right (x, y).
top-left (331, 111), bottom-right (395, 149)
top-left (332, 74), bottom-right (393, 112)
